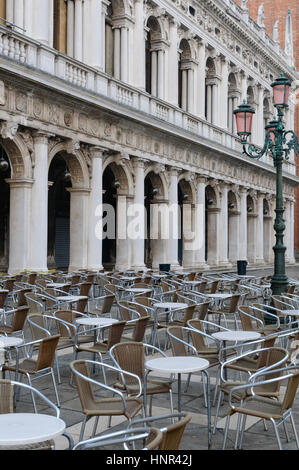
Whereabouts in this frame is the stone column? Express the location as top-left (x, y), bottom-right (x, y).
top-left (87, 147), bottom-right (105, 271)
top-left (113, 27), bottom-right (121, 80)
top-left (24, 0), bottom-right (33, 38)
top-left (168, 168), bottom-right (180, 270)
top-left (181, 69), bottom-right (188, 111)
top-left (32, 0), bottom-right (53, 46)
top-left (7, 179), bottom-right (32, 274)
top-left (256, 193), bottom-right (265, 264)
top-left (68, 188), bottom-right (90, 272)
top-left (219, 184), bottom-right (229, 265)
top-left (133, 0), bottom-right (146, 89)
top-left (284, 199), bottom-right (291, 263)
top-left (182, 201), bottom-right (195, 269)
top-left (14, 0), bottom-right (24, 30)
top-left (228, 210), bottom-right (240, 263)
top-left (194, 177), bottom-right (206, 268)
top-left (67, 0), bottom-right (75, 57)
top-left (241, 72), bottom-right (247, 102)
top-left (197, 40), bottom-right (206, 119)
top-left (86, 0), bottom-right (102, 68)
top-left (116, 194), bottom-right (131, 271)
top-left (29, 132), bottom-right (50, 271)
top-left (157, 49), bottom-right (164, 99)
top-left (206, 84), bottom-right (212, 122)
top-left (206, 207), bottom-right (220, 266)
top-left (151, 50), bottom-right (158, 96)
top-left (212, 82), bottom-right (218, 126)
top-left (220, 58), bottom-right (228, 129)
top-left (239, 187), bottom-right (248, 260)
top-left (74, 0), bottom-right (83, 61)
top-left (101, 0), bottom-right (109, 71)
top-left (129, 159), bottom-right (146, 270)
top-left (168, 18), bottom-right (179, 106)
top-left (187, 68), bottom-right (194, 114)
top-left (120, 26), bottom-right (128, 82)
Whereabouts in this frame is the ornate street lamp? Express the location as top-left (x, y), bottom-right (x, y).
top-left (233, 74), bottom-right (299, 295)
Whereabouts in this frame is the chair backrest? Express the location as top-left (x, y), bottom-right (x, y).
top-left (188, 273), bottom-right (196, 281)
top-left (3, 278), bottom-right (15, 292)
top-left (53, 310), bottom-right (76, 338)
top-left (159, 413), bottom-right (192, 450)
top-left (35, 335), bottom-right (60, 371)
top-left (209, 280), bottom-right (219, 294)
top-left (27, 273), bottom-right (37, 285)
top-left (197, 281), bottom-right (207, 293)
top-left (180, 305), bottom-right (197, 326)
top-left (238, 305), bottom-right (255, 331)
top-left (188, 321), bottom-right (207, 351)
top-left (70, 360), bottom-right (95, 411)
top-left (106, 321), bottom-right (126, 349)
top-left (287, 285), bottom-right (296, 294)
top-left (79, 282), bottom-right (92, 297)
top-left (228, 294), bottom-right (241, 312)
top-left (100, 294), bottom-right (115, 315)
top-left (168, 326), bottom-right (188, 356)
top-left (27, 314), bottom-right (49, 340)
top-left (195, 301), bottom-right (210, 321)
top-left (71, 274), bottom-right (81, 285)
top-left (0, 379), bottom-right (14, 413)
top-left (132, 316), bottom-right (150, 342)
top-left (0, 290), bottom-right (8, 309)
top-left (112, 341), bottom-right (145, 383)
top-left (257, 347), bottom-right (289, 395)
top-left (10, 307), bottom-right (29, 333)
top-left (17, 288), bottom-right (32, 307)
top-left (145, 428), bottom-right (164, 450)
top-left (118, 302), bottom-right (139, 321)
top-left (280, 371), bottom-right (299, 413)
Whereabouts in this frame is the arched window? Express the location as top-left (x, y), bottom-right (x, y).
top-left (178, 39), bottom-right (193, 112)
top-left (227, 73), bottom-right (239, 133)
top-left (205, 57), bottom-right (217, 124)
top-left (145, 16), bottom-right (164, 98)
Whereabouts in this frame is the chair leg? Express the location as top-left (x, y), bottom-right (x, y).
top-left (238, 414), bottom-right (247, 450)
top-left (50, 368), bottom-right (60, 408)
top-left (79, 416), bottom-right (88, 442)
top-left (54, 353), bottom-right (61, 384)
top-left (92, 416), bottom-right (99, 437)
top-left (213, 390), bottom-right (223, 435)
top-left (26, 374), bottom-right (37, 413)
top-left (290, 412), bottom-right (299, 449)
top-left (271, 418), bottom-right (283, 450)
top-left (184, 373), bottom-right (192, 393)
top-left (222, 414), bottom-right (231, 450)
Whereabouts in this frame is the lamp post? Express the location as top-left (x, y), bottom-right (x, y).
top-left (233, 74), bottom-right (299, 295)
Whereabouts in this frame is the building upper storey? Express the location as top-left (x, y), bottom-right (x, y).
top-left (0, 0), bottom-right (298, 179)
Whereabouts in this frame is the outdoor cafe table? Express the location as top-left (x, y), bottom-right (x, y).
top-left (0, 335), bottom-right (23, 378)
top-left (75, 317), bottom-right (119, 342)
top-left (56, 295), bottom-right (88, 308)
top-left (212, 330), bottom-right (261, 379)
top-left (144, 356), bottom-right (212, 448)
top-left (0, 413), bottom-right (66, 447)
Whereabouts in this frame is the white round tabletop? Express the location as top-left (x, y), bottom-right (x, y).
top-left (183, 280), bottom-right (202, 285)
top-left (120, 276), bottom-right (139, 281)
top-left (146, 356), bottom-right (210, 374)
top-left (0, 413), bottom-right (66, 445)
top-left (203, 293), bottom-right (232, 299)
top-left (212, 330), bottom-right (261, 342)
top-left (281, 310), bottom-right (299, 317)
top-left (75, 317), bottom-right (119, 326)
top-left (57, 295), bottom-right (87, 302)
top-left (0, 336), bottom-right (23, 348)
top-left (46, 283), bottom-right (70, 288)
top-left (154, 302), bottom-right (188, 309)
top-left (125, 288), bottom-right (152, 293)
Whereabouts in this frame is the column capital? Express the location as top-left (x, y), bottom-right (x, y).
top-left (196, 175), bottom-right (207, 185)
top-left (89, 146), bottom-right (108, 158)
top-left (131, 157), bottom-right (148, 169)
top-left (33, 131), bottom-right (55, 144)
top-left (167, 166), bottom-right (181, 177)
top-left (5, 178), bottom-right (34, 188)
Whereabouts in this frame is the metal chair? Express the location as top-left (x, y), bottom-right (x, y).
top-left (70, 359), bottom-right (143, 441)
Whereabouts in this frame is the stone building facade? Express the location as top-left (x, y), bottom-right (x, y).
top-left (0, 0), bottom-right (297, 274)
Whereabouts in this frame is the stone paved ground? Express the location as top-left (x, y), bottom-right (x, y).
top-left (4, 264), bottom-right (299, 453)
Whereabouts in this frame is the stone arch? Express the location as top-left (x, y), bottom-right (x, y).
top-left (48, 142), bottom-right (90, 189)
top-left (144, 166), bottom-right (168, 200)
top-left (0, 133), bottom-right (32, 180)
top-left (103, 155), bottom-right (133, 196)
top-left (146, 15), bottom-right (165, 41)
top-left (206, 57), bottom-right (216, 78)
top-left (178, 175), bottom-right (196, 205)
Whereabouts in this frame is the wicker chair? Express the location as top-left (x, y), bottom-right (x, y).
top-left (72, 426), bottom-right (163, 450)
top-left (128, 412), bottom-right (192, 450)
top-left (121, 316), bottom-right (150, 343)
top-left (74, 320), bottom-right (126, 383)
top-left (214, 346), bottom-right (289, 437)
top-left (3, 335), bottom-right (61, 411)
top-left (70, 359), bottom-right (143, 441)
top-left (222, 365), bottom-right (299, 450)
top-left (110, 341), bottom-right (174, 416)
top-left (208, 294), bottom-right (241, 328)
top-left (0, 306), bottom-right (29, 340)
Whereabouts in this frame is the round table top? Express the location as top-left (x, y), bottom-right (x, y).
top-left (57, 295), bottom-right (87, 302)
top-left (203, 293), bottom-right (232, 299)
top-left (0, 413), bottom-right (65, 445)
top-left (120, 276), bottom-right (139, 281)
top-left (183, 280), bottom-right (202, 285)
top-left (46, 283), bottom-right (70, 288)
top-left (75, 317), bottom-right (119, 326)
top-left (125, 288), bottom-right (152, 293)
top-left (0, 336), bottom-right (23, 348)
top-left (146, 356), bottom-right (210, 374)
top-left (212, 330), bottom-right (261, 342)
top-left (154, 302), bottom-right (188, 310)
top-left (281, 309), bottom-right (299, 317)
